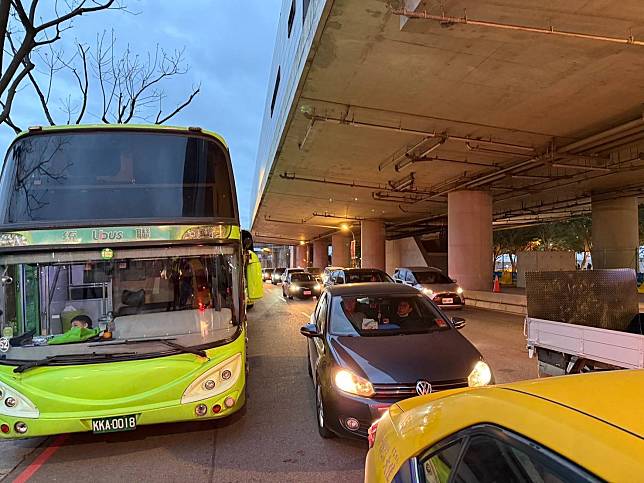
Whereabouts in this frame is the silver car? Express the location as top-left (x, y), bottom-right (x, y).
top-left (393, 267), bottom-right (465, 309)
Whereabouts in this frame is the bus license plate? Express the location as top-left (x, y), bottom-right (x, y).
top-left (443, 298), bottom-right (453, 304)
top-left (92, 415), bottom-right (137, 434)
top-left (303, 290), bottom-right (311, 295)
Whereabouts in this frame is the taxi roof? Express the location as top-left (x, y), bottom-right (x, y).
top-left (498, 369), bottom-right (644, 438)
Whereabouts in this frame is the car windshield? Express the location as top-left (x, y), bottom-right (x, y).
top-left (291, 273), bottom-right (314, 282)
top-left (274, 268), bottom-right (285, 275)
top-left (307, 268), bottom-right (322, 275)
top-left (413, 271), bottom-right (453, 284)
top-left (345, 270), bottom-right (392, 283)
top-left (0, 246), bottom-right (240, 361)
top-left (329, 294), bottom-right (450, 336)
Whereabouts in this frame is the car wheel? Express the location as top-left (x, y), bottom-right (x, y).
top-left (315, 383), bottom-right (334, 439)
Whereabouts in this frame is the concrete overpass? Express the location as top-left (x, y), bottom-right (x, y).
top-left (251, 0), bottom-right (644, 290)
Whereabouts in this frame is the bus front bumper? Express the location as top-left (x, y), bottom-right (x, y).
top-left (0, 385), bottom-right (245, 440)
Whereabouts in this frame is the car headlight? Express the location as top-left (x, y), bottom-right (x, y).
top-left (334, 369), bottom-right (375, 397)
top-left (422, 288), bottom-right (434, 296)
top-left (181, 353), bottom-right (243, 403)
top-left (468, 361), bottom-right (492, 387)
top-left (457, 287), bottom-right (464, 294)
top-left (314, 283), bottom-right (321, 290)
top-left (0, 381), bottom-right (39, 418)
top-left (290, 284), bottom-right (299, 292)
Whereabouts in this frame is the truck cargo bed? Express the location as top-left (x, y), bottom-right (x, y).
top-left (526, 317), bottom-right (644, 370)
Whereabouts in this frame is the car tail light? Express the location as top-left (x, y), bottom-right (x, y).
top-left (367, 421), bottom-right (379, 449)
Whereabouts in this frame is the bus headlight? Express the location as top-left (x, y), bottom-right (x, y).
top-left (181, 353), bottom-right (243, 404)
top-left (334, 369), bottom-right (375, 397)
top-left (0, 382), bottom-right (39, 418)
top-left (468, 361), bottom-right (492, 387)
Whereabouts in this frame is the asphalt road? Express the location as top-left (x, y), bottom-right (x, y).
top-left (3, 283), bottom-right (536, 483)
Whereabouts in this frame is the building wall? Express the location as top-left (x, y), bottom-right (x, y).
top-left (385, 237), bottom-right (428, 275)
top-left (250, 0), bottom-right (329, 226)
top-left (516, 251), bottom-right (576, 288)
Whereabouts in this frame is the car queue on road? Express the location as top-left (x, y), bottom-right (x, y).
top-left (266, 264), bottom-right (644, 483)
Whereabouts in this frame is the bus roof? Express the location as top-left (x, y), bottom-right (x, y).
top-left (12, 124), bottom-right (229, 150)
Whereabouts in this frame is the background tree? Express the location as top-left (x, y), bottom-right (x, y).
top-left (1, 2), bottom-right (200, 133)
top-left (0, 1), bottom-right (123, 131)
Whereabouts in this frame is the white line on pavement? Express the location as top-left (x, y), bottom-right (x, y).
top-left (300, 312), bottom-right (311, 318)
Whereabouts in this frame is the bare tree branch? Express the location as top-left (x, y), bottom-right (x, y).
top-left (156, 85), bottom-right (200, 124)
top-left (26, 68), bottom-right (55, 125)
top-left (0, 0), bottom-right (11, 78)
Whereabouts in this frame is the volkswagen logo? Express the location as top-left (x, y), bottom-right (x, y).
top-left (416, 380), bottom-right (432, 396)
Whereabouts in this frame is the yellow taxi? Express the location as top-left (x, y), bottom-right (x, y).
top-left (365, 370), bottom-right (644, 482)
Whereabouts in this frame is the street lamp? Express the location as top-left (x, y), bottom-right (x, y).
top-left (340, 223), bottom-right (356, 267)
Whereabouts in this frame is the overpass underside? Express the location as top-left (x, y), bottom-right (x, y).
top-left (252, 0), bottom-right (644, 289)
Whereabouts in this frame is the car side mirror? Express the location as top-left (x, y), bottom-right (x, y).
top-left (300, 323), bottom-right (321, 338)
top-left (452, 317), bottom-right (466, 330)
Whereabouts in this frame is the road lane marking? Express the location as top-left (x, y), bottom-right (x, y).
top-left (279, 297), bottom-right (287, 302)
top-left (13, 434), bottom-right (68, 483)
top-left (300, 312), bottom-right (311, 318)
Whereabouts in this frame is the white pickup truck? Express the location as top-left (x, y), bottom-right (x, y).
top-left (524, 269), bottom-right (644, 376)
top-left (526, 317), bottom-right (644, 376)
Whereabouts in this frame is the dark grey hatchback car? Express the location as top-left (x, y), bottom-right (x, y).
top-left (300, 283), bottom-right (493, 439)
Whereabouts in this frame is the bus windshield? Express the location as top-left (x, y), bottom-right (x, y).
top-left (0, 130), bottom-right (236, 226)
top-left (0, 246), bottom-right (240, 361)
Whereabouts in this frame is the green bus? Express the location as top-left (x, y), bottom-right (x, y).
top-left (0, 125), bottom-right (262, 438)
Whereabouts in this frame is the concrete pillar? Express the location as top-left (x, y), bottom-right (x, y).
top-left (591, 196), bottom-right (638, 269)
top-left (331, 233), bottom-right (351, 267)
top-left (289, 246), bottom-right (295, 268)
top-left (313, 240), bottom-right (328, 268)
top-left (361, 220), bottom-right (386, 270)
top-left (296, 243), bottom-right (309, 268)
top-left (448, 191), bottom-right (493, 291)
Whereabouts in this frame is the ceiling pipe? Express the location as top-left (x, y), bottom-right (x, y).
top-left (550, 163), bottom-right (611, 172)
top-left (396, 155), bottom-right (500, 172)
top-left (465, 143), bottom-right (534, 158)
top-left (379, 136), bottom-right (433, 172)
top-left (303, 112), bottom-right (535, 152)
top-left (391, 8), bottom-right (644, 47)
top-left (557, 114), bottom-right (644, 153)
top-left (263, 215), bottom-right (340, 230)
top-left (312, 212), bottom-right (366, 221)
top-left (394, 138), bottom-right (446, 171)
top-left (433, 116), bottom-right (644, 194)
top-left (279, 172), bottom-right (435, 196)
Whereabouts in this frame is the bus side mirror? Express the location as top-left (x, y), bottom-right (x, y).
top-left (241, 230), bottom-right (254, 251)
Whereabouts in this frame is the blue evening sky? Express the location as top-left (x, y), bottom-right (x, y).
top-left (0, 1), bottom-right (281, 228)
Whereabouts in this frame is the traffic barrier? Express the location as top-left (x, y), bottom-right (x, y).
top-left (493, 275), bottom-right (501, 293)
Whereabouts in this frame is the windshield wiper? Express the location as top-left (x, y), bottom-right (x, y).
top-left (158, 340), bottom-right (208, 359)
top-left (108, 338), bottom-right (209, 359)
top-left (13, 352), bottom-right (137, 374)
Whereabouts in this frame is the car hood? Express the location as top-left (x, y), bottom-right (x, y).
top-left (329, 330), bottom-right (482, 384)
top-left (418, 282), bottom-right (460, 293)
